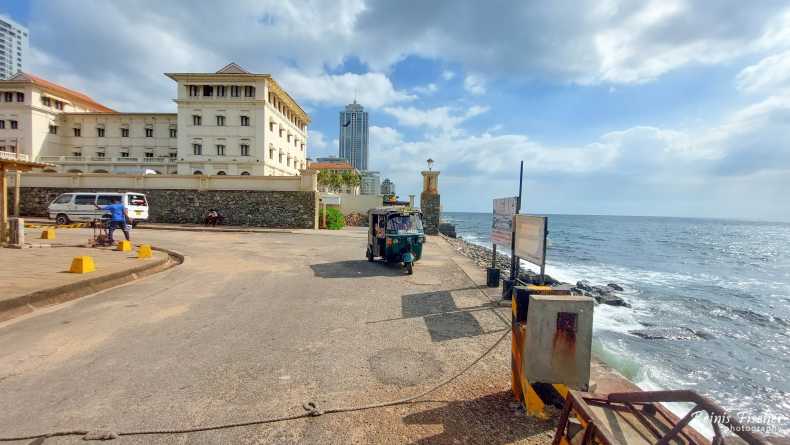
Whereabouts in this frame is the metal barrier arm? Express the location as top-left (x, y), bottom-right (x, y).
top-left (607, 390), bottom-right (769, 445)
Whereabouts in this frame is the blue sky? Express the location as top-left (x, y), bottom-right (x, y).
top-left (4, 0), bottom-right (790, 220)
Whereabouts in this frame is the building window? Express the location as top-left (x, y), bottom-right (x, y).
top-left (193, 143), bottom-right (202, 155)
top-left (279, 128), bottom-right (284, 137)
top-left (55, 101), bottom-right (64, 110)
top-left (216, 144), bottom-right (225, 156)
top-left (97, 127), bottom-right (105, 137)
top-left (243, 86), bottom-right (255, 97)
top-left (96, 151), bottom-right (105, 158)
top-left (230, 86), bottom-right (240, 97)
top-left (240, 171), bottom-right (250, 176)
top-left (193, 115), bottom-right (202, 126)
top-left (10, 120), bottom-right (18, 129)
top-left (193, 170), bottom-right (203, 175)
top-left (49, 125), bottom-right (57, 134)
top-left (269, 122), bottom-right (275, 132)
top-left (145, 127), bottom-right (153, 137)
top-left (169, 128), bottom-right (177, 138)
top-left (73, 128), bottom-right (81, 137)
top-left (41, 96), bottom-right (51, 107)
top-left (188, 85), bottom-right (199, 97)
top-left (217, 85), bottom-right (226, 97)
top-left (216, 171), bottom-right (226, 175)
top-left (216, 115), bottom-right (225, 126)
top-left (269, 148), bottom-right (274, 159)
top-left (240, 144), bottom-right (249, 156)
top-left (169, 151), bottom-right (177, 159)
top-left (121, 151), bottom-right (130, 158)
top-left (0, 120), bottom-right (4, 129)
top-left (203, 85), bottom-right (213, 97)
top-left (145, 152), bottom-right (154, 158)
top-left (3, 92), bottom-right (11, 102)
top-left (121, 128), bottom-right (129, 137)
top-left (72, 151), bottom-right (81, 157)
top-left (240, 115), bottom-right (250, 126)
top-left (16, 92), bottom-right (24, 102)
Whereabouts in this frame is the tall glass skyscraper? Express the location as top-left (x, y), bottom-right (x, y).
top-left (338, 100), bottom-right (368, 171)
top-left (0, 15), bottom-right (28, 80)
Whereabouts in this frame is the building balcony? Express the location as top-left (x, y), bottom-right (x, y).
top-left (0, 150), bottom-right (28, 161)
top-left (37, 155), bottom-right (174, 164)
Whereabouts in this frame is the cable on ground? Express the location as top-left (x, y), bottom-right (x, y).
top-left (0, 329), bottom-right (509, 442)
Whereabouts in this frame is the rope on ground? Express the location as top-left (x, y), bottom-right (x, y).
top-left (0, 329), bottom-right (510, 442)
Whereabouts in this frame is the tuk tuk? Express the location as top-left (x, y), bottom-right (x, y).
top-left (366, 208), bottom-right (425, 274)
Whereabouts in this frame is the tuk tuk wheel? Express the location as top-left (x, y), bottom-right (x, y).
top-left (366, 247), bottom-right (373, 262)
top-left (406, 262), bottom-right (414, 275)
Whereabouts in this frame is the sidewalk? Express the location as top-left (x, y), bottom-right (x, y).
top-left (0, 227), bottom-right (173, 322)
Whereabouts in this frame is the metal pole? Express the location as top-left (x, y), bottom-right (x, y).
top-left (13, 170), bottom-right (20, 217)
top-left (509, 161), bottom-right (524, 281)
top-left (540, 219), bottom-right (548, 285)
top-left (491, 243), bottom-right (497, 268)
top-left (0, 166), bottom-right (7, 244)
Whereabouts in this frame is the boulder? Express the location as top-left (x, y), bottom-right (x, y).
top-left (438, 222), bottom-right (457, 238)
top-left (607, 283), bottom-right (625, 292)
top-left (576, 280), bottom-right (594, 292)
top-left (595, 293), bottom-right (630, 307)
top-left (629, 327), bottom-right (700, 340)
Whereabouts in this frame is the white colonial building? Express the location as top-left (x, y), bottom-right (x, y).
top-left (0, 63), bottom-right (309, 176)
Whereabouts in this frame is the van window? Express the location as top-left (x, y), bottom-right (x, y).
top-left (128, 194), bottom-right (147, 206)
top-left (74, 195), bottom-right (96, 205)
top-left (97, 195), bottom-right (119, 205)
top-left (53, 194), bottom-right (72, 204)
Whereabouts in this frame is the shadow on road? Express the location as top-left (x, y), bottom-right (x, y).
top-left (402, 390), bottom-right (555, 444)
top-left (401, 290), bottom-right (507, 342)
top-left (310, 260), bottom-right (405, 278)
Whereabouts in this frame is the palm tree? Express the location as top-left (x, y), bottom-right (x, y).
top-left (341, 171), bottom-right (361, 192)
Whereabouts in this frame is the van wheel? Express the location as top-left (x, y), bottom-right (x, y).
top-left (55, 214), bottom-right (70, 225)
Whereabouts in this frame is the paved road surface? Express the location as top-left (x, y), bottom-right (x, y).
top-left (0, 228), bottom-right (554, 444)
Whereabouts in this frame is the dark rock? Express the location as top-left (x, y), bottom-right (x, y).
top-left (438, 222), bottom-right (457, 238)
top-left (591, 285), bottom-right (613, 296)
top-left (607, 283), bottom-right (624, 292)
top-left (595, 293), bottom-right (630, 307)
top-left (629, 327), bottom-right (700, 340)
top-left (576, 280), bottom-right (594, 292)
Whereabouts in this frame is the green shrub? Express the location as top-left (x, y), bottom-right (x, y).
top-left (321, 207), bottom-right (345, 230)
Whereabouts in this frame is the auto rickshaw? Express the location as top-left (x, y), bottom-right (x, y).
top-left (366, 208), bottom-right (425, 274)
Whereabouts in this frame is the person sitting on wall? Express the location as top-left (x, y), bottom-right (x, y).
top-left (95, 197), bottom-right (130, 244)
top-left (205, 209), bottom-right (223, 227)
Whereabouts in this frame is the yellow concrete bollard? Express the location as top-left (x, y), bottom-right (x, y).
top-left (41, 228), bottom-right (56, 240)
top-left (137, 244), bottom-right (153, 259)
top-left (117, 240), bottom-right (132, 252)
top-left (69, 256), bottom-right (95, 274)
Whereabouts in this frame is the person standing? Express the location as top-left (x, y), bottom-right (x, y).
top-left (96, 196), bottom-right (130, 244)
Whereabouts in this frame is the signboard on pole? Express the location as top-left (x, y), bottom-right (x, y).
top-left (492, 197), bottom-right (516, 246)
top-left (513, 215), bottom-right (547, 268)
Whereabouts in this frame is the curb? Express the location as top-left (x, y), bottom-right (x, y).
top-left (135, 225), bottom-right (294, 234)
top-left (0, 247), bottom-right (185, 323)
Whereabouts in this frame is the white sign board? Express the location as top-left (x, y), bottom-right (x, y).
top-left (491, 197), bottom-right (516, 246)
top-left (514, 215), bottom-right (547, 267)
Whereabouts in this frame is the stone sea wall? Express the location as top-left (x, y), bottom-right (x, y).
top-left (11, 187), bottom-right (319, 229)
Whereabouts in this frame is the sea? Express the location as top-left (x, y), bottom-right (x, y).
top-left (442, 212), bottom-right (790, 436)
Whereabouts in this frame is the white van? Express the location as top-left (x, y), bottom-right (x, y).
top-left (48, 192), bottom-right (149, 226)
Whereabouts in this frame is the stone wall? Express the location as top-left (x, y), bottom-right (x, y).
top-left (420, 192), bottom-right (440, 235)
top-left (11, 187), bottom-right (319, 229)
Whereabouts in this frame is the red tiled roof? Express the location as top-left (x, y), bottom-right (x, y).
top-left (10, 72), bottom-right (115, 113)
top-left (308, 162), bottom-right (356, 171)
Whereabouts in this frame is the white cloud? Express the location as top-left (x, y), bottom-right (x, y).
top-left (383, 105), bottom-right (489, 136)
top-left (463, 74), bottom-right (486, 95)
top-left (412, 83), bottom-right (438, 95)
top-left (309, 130), bottom-right (328, 150)
top-left (441, 70), bottom-right (456, 81)
top-left (279, 70), bottom-right (415, 108)
top-left (736, 50), bottom-right (790, 93)
top-left (370, 126), bottom-right (403, 147)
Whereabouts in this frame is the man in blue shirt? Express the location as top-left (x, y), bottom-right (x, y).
top-left (96, 196), bottom-right (130, 244)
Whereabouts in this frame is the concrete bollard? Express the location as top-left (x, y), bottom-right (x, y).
top-left (117, 240), bottom-right (131, 252)
top-left (69, 256), bottom-right (96, 274)
top-left (137, 244), bottom-right (153, 259)
top-left (41, 228), bottom-right (56, 240)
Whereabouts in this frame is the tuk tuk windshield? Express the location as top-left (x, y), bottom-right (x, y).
top-left (386, 214), bottom-right (423, 234)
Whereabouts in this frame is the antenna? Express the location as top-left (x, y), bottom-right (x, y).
top-left (354, 87), bottom-right (357, 104)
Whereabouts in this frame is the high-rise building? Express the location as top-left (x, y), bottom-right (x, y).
top-left (360, 170), bottom-right (380, 195)
top-left (381, 178), bottom-right (395, 195)
top-left (0, 16), bottom-right (28, 80)
top-left (338, 100), bottom-right (368, 170)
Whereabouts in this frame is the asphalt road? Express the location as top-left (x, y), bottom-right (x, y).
top-left (0, 228), bottom-right (551, 444)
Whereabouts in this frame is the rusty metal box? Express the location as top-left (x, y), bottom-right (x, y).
top-left (522, 294), bottom-right (594, 390)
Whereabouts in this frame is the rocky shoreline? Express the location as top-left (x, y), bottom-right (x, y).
top-left (441, 235), bottom-right (630, 307)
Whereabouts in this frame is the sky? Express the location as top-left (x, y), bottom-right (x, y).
top-left (3, 0), bottom-right (790, 220)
